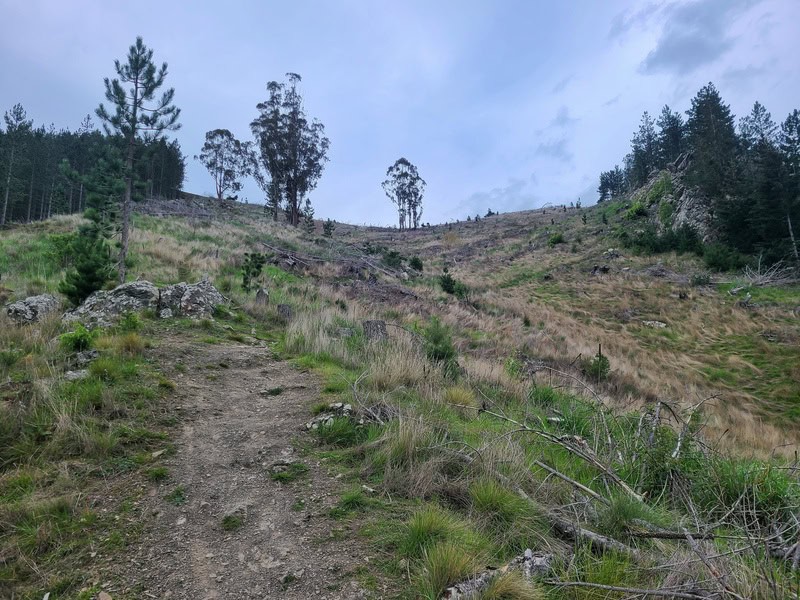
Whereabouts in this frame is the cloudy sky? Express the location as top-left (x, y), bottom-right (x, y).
top-left (1, 0), bottom-right (798, 225)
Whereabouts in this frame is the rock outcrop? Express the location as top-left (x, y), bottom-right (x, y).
top-left (5, 294), bottom-right (60, 325)
top-left (63, 279), bottom-right (226, 328)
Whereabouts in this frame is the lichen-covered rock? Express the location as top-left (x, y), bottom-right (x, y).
top-left (160, 280), bottom-right (226, 318)
top-left (63, 281), bottom-right (159, 328)
top-left (62, 279), bottom-right (225, 328)
top-left (6, 294), bottom-right (60, 325)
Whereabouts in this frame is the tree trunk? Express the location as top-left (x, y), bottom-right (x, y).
top-left (120, 142), bottom-right (134, 283)
top-left (1, 145), bottom-right (15, 225)
top-left (788, 212), bottom-right (800, 262)
top-left (47, 178), bottom-right (54, 219)
top-left (119, 77), bottom-right (140, 284)
top-left (78, 181), bottom-right (84, 212)
top-left (26, 164), bottom-right (35, 223)
top-left (39, 184), bottom-right (46, 221)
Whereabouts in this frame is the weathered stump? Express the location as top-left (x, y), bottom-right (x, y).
top-left (255, 288), bottom-right (269, 306)
top-left (362, 320), bottom-right (387, 341)
top-left (277, 304), bottom-right (293, 321)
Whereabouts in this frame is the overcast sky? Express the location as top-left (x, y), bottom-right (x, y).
top-left (1, 0), bottom-right (798, 225)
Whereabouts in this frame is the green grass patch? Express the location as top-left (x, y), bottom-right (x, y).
top-left (271, 462), bottom-right (309, 483)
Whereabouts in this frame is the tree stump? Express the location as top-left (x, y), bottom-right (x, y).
top-left (362, 320), bottom-right (387, 341)
top-left (277, 304), bottom-right (293, 321)
top-left (255, 288), bottom-right (269, 305)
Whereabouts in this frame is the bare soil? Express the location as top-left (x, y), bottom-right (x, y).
top-left (114, 337), bottom-right (380, 599)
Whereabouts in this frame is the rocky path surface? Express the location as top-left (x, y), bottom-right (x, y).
top-left (118, 339), bottom-right (375, 599)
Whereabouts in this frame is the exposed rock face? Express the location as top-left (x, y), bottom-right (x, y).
top-left (5, 294), bottom-right (60, 325)
top-left (63, 280), bottom-right (225, 328)
top-left (633, 154), bottom-right (717, 243)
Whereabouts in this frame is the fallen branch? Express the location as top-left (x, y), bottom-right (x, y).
top-left (548, 511), bottom-right (641, 559)
top-left (545, 580), bottom-right (712, 599)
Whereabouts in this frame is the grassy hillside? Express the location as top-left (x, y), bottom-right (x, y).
top-left (2, 201), bottom-right (800, 598)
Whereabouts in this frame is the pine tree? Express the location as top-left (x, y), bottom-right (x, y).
top-left (303, 198), bottom-right (315, 233)
top-left (656, 105), bottom-right (685, 166)
top-left (630, 112), bottom-right (658, 186)
top-left (96, 37), bottom-right (180, 283)
top-left (1, 104), bottom-right (33, 225)
top-left (685, 83), bottom-right (737, 199)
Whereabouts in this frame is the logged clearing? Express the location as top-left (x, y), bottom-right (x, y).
top-left (3, 198), bottom-right (800, 599)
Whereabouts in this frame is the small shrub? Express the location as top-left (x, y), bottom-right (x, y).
top-left (440, 269), bottom-right (456, 294)
top-left (241, 252), bottom-right (267, 291)
top-left (164, 485), bottom-right (187, 505)
top-left (60, 324), bottom-right (96, 352)
top-left (690, 273), bottom-right (711, 286)
top-left (146, 467), bottom-right (169, 482)
top-left (625, 201), bottom-right (648, 220)
top-left (221, 513), bottom-right (243, 531)
top-left (547, 232), bottom-right (565, 247)
top-left (409, 256), bottom-right (424, 271)
top-left (423, 317), bottom-right (458, 378)
top-left (583, 349), bottom-right (610, 381)
top-left (383, 250), bottom-right (403, 269)
top-left (323, 218), bottom-right (336, 237)
top-left (118, 312), bottom-right (141, 332)
top-left (703, 243), bottom-right (745, 272)
top-left (522, 315), bottom-right (531, 327)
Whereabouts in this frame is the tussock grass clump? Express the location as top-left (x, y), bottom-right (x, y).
top-left (115, 332), bottom-right (146, 357)
top-left (417, 541), bottom-right (482, 600)
top-left (479, 571), bottom-right (542, 600)
top-left (399, 506), bottom-right (485, 559)
top-left (442, 385), bottom-right (477, 417)
top-left (469, 479), bottom-right (550, 556)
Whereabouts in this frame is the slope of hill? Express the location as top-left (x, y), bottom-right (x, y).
top-left (2, 200), bottom-right (800, 598)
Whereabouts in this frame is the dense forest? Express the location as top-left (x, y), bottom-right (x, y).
top-left (599, 83), bottom-right (800, 264)
top-left (0, 104), bottom-right (185, 226)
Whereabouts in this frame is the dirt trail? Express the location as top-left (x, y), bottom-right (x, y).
top-left (118, 338), bottom-right (375, 599)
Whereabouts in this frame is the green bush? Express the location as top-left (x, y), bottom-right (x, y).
top-left (423, 317), bottom-right (458, 378)
top-left (241, 252), bottom-right (267, 291)
top-left (645, 174), bottom-right (674, 205)
top-left (547, 232), bottom-right (565, 247)
top-left (118, 312), bottom-right (141, 332)
top-left (383, 250), bottom-right (403, 269)
top-left (58, 235), bottom-right (114, 306)
top-left (583, 349), bottom-right (610, 381)
top-left (60, 324), bottom-right (96, 352)
top-left (703, 243), bottom-right (746, 272)
top-left (409, 256), bottom-right (424, 271)
top-left (625, 201), bottom-right (648, 220)
top-left (619, 223), bottom-right (702, 255)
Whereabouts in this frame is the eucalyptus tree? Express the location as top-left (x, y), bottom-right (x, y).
top-left (382, 157), bottom-right (426, 230)
top-left (96, 36), bottom-right (180, 282)
top-left (251, 73), bottom-right (330, 225)
top-left (196, 129), bottom-right (253, 200)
